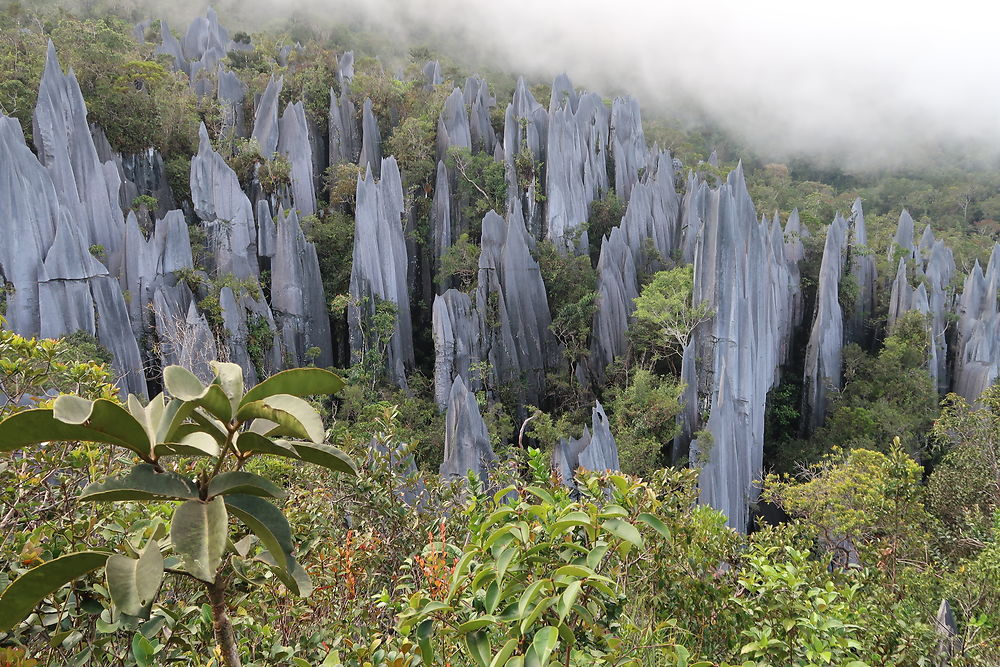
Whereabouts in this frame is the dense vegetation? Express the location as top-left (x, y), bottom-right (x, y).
top-left (1, 2), bottom-right (999, 665)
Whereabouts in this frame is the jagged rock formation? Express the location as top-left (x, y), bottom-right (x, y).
top-left (440, 375), bottom-right (495, 483)
top-left (553, 401), bottom-right (620, 485)
top-left (422, 60), bottom-right (443, 88)
top-left (783, 209), bottom-right (807, 328)
top-left (465, 75), bottom-right (497, 154)
top-left (329, 85), bottom-right (359, 166)
top-left (251, 75), bottom-right (283, 158)
top-left (953, 244), bottom-right (1000, 400)
top-left (619, 150), bottom-right (680, 271)
top-left (891, 209), bottom-right (918, 261)
top-left (218, 66), bottom-right (248, 137)
top-left (269, 206), bottom-right (333, 368)
top-left (675, 164), bottom-right (799, 530)
top-left (189, 124), bottom-right (258, 279)
top-left (278, 101), bottom-right (317, 216)
top-left (846, 198), bottom-right (876, 345)
top-left (477, 209), bottom-right (554, 408)
top-left (359, 98), bottom-right (382, 177)
top-left (802, 213), bottom-right (848, 435)
top-left (431, 160), bottom-right (452, 290)
top-left (589, 227), bottom-right (638, 381)
top-left (610, 96), bottom-right (648, 203)
top-left (437, 87), bottom-right (472, 162)
top-left (432, 289), bottom-right (483, 409)
top-left (503, 78), bottom-right (547, 237)
top-left (349, 158), bottom-right (413, 387)
top-left (544, 76), bottom-right (610, 251)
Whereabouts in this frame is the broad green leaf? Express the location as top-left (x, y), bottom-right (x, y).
top-left (79, 464), bottom-right (199, 502)
top-left (551, 511), bottom-right (592, 536)
top-left (292, 441), bottom-right (357, 475)
top-left (457, 616), bottom-right (498, 633)
top-left (0, 408), bottom-right (145, 457)
top-left (163, 365), bottom-right (206, 401)
top-left (155, 399), bottom-right (195, 445)
top-left (505, 657), bottom-right (524, 667)
top-left (0, 551), bottom-right (109, 630)
top-left (489, 638), bottom-right (518, 667)
top-left (128, 395), bottom-right (156, 447)
top-left (170, 498), bottom-right (228, 582)
top-left (144, 394), bottom-right (166, 435)
top-left (525, 627), bottom-right (558, 667)
top-left (106, 543), bottom-right (163, 617)
top-left (235, 432), bottom-right (300, 458)
top-left (586, 542), bottom-right (610, 570)
top-left (496, 546), bottom-right (517, 586)
top-left (53, 396), bottom-right (152, 455)
top-left (209, 361), bottom-right (245, 412)
top-left (241, 367), bottom-right (344, 405)
top-left (524, 486), bottom-right (555, 506)
top-left (254, 551), bottom-right (313, 597)
top-left (153, 431), bottom-right (220, 458)
top-left (187, 410), bottom-right (228, 444)
top-left (208, 471), bottom-right (286, 499)
top-left (557, 580), bottom-right (582, 623)
top-left (194, 384), bottom-right (233, 423)
top-left (224, 494), bottom-right (293, 572)
top-left (520, 596), bottom-right (555, 635)
top-left (637, 513), bottom-right (672, 541)
top-left (464, 630), bottom-right (491, 667)
top-left (416, 618), bottom-right (434, 666)
top-left (553, 564), bottom-right (593, 579)
top-left (517, 579), bottom-right (550, 618)
top-left (131, 632), bottom-right (155, 667)
top-left (601, 518), bottom-right (644, 548)
top-left (236, 397), bottom-right (313, 442)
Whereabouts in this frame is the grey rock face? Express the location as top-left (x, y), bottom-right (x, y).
top-left (278, 101), bottom-right (317, 216)
top-left (218, 66), bottom-right (248, 137)
top-left (432, 289), bottom-right (483, 409)
top-left (251, 75), bottom-right (283, 158)
top-left (589, 227), bottom-right (638, 381)
top-left (783, 209), bottom-right (807, 328)
top-left (802, 213), bottom-right (848, 435)
top-left (349, 158), bottom-right (413, 387)
top-left (619, 150), bottom-right (680, 271)
top-left (465, 75), bottom-right (497, 154)
top-left (610, 96), bottom-right (648, 203)
top-left (680, 170), bottom-right (712, 263)
top-left (438, 88), bottom-right (472, 162)
top-left (329, 86), bottom-right (359, 166)
top-left (270, 207), bottom-right (332, 368)
top-left (154, 20), bottom-right (187, 73)
top-left (121, 149), bottom-right (176, 217)
top-left (33, 42), bottom-right (126, 275)
top-left (440, 375), bottom-right (495, 484)
top-left (953, 244), bottom-right (1000, 400)
top-left (432, 160), bottom-right (451, 291)
top-left (846, 198), bottom-right (876, 345)
top-left (337, 51), bottom-right (355, 86)
top-left (503, 78), bottom-right (548, 237)
top-left (359, 98), bottom-right (382, 177)
top-left (891, 209), bottom-right (917, 261)
top-left (544, 77), bottom-right (610, 251)
top-left (676, 164), bottom-right (799, 530)
top-left (189, 124), bottom-right (258, 279)
top-left (554, 401), bottom-right (620, 485)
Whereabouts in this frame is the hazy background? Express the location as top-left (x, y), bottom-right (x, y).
top-left (71, 0), bottom-right (1000, 168)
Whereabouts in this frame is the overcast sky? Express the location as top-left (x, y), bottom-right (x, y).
top-left (161, 0), bottom-right (1000, 168)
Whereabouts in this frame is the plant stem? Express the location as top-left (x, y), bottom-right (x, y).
top-left (207, 573), bottom-right (242, 667)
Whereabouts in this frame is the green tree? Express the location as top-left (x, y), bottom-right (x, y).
top-left (630, 266), bottom-right (712, 369)
top-left (0, 364), bottom-right (356, 667)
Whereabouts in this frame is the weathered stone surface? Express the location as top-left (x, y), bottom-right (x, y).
top-left (270, 207), bottom-right (332, 368)
top-left (121, 149), bottom-right (176, 217)
top-left (190, 123), bottom-right (258, 279)
top-left (422, 60), bottom-right (443, 88)
top-left (349, 158), bottom-right (413, 387)
top-left (251, 75), bottom-right (283, 158)
top-left (891, 209), bottom-right (917, 261)
top-left (589, 227), bottom-right (638, 381)
top-left (554, 401), bottom-right (620, 485)
top-left (846, 198), bottom-right (876, 345)
top-left (153, 284), bottom-right (218, 383)
top-left (218, 286), bottom-right (280, 386)
top-left (329, 86), bottom-right (359, 166)
top-left (953, 244), bottom-right (1000, 400)
top-left (33, 42), bottom-right (125, 275)
top-left (432, 289), bottom-right (483, 409)
top-left (359, 98), bottom-right (382, 177)
top-left (503, 78), bottom-right (547, 237)
top-left (783, 209), bottom-right (807, 327)
top-left (437, 87), bottom-right (472, 162)
top-left (465, 75), bottom-right (496, 154)
top-left (802, 213), bottom-right (848, 435)
top-left (154, 20), bottom-right (187, 73)
top-left (619, 150), bottom-right (679, 271)
top-left (675, 164), bottom-right (799, 530)
top-left (544, 76), bottom-right (611, 251)
top-left (440, 375), bottom-right (495, 484)
top-left (934, 599), bottom-right (960, 666)
top-left (278, 101), bottom-right (317, 216)
top-left (218, 66), bottom-right (247, 137)
top-left (337, 51), bottom-right (354, 86)
top-left (610, 96), bottom-right (648, 203)
top-left (432, 160), bottom-right (451, 290)
top-left (680, 170), bottom-right (711, 263)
